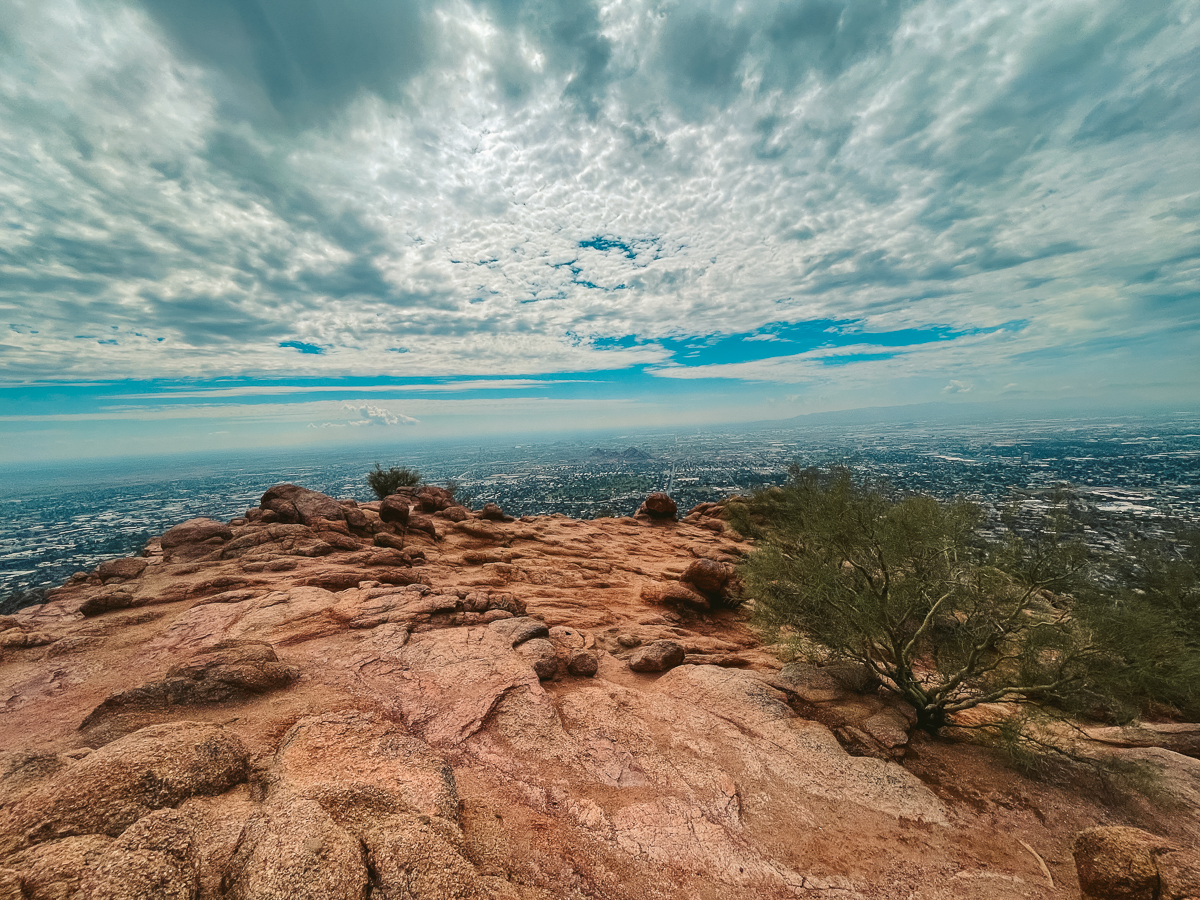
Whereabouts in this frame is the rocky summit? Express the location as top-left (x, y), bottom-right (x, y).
top-left (1, 485), bottom-right (1198, 900)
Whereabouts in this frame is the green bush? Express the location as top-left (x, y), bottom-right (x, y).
top-left (367, 463), bottom-right (421, 500)
top-left (1074, 528), bottom-right (1200, 721)
top-left (736, 466), bottom-right (1199, 735)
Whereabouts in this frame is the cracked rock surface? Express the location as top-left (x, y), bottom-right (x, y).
top-left (1, 486), bottom-right (1196, 899)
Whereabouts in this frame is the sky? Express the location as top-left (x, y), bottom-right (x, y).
top-left (1, 0), bottom-right (1198, 461)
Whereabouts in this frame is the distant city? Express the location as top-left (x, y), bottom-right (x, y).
top-left (2, 412), bottom-right (1198, 611)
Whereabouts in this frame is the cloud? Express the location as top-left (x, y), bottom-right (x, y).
top-left (311, 402), bottom-right (419, 428)
top-left (943, 380), bottom-right (972, 394)
top-left (134, 0), bottom-right (432, 129)
top-left (0, 0), bottom-right (1195, 424)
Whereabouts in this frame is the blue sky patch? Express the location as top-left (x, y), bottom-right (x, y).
top-left (594, 318), bottom-right (1027, 369)
top-left (280, 341), bottom-right (325, 355)
top-left (579, 236), bottom-right (636, 259)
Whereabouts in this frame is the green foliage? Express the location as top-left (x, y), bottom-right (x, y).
top-left (739, 466), bottom-right (1151, 735)
top-left (1074, 528), bottom-right (1200, 721)
top-left (367, 463), bottom-right (421, 500)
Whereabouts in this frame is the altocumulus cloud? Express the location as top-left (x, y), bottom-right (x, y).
top-left (0, 0), bottom-right (1196, 409)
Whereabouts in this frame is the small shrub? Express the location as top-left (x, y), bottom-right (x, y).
top-left (367, 463), bottom-right (421, 500)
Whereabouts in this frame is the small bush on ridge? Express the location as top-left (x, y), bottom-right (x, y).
top-left (367, 463), bottom-right (421, 500)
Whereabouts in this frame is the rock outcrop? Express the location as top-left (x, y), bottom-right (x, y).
top-left (2, 486), bottom-right (1196, 899)
top-left (1073, 826), bottom-right (1200, 900)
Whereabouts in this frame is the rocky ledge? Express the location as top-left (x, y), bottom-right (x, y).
top-left (1, 484), bottom-right (1197, 900)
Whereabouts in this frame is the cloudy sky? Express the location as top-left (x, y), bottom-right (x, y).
top-left (1, 0), bottom-right (1197, 461)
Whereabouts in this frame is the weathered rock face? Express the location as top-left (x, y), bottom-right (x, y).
top-left (3, 487), bottom-right (1197, 899)
top-left (80, 640), bottom-right (299, 730)
top-left (1069, 826), bottom-right (1200, 900)
top-left (259, 484), bottom-right (347, 526)
top-left (3, 722), bottom-right (248, 850)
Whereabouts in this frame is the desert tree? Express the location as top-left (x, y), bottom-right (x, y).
top-left (737, 466), bottom-right (1106, 735)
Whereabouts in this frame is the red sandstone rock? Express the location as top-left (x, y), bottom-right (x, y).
top-left (259, 483), bottom-right (347, 526)
top-left (479, 502), bottom-right (514, 522)
top-left (160, 518), bottom-right (232, 549)
top-left (8, 723), bottom-right (248, 847)
top-left (638, 492), bottom-right (678, 520)
top-left (681, 558), bottom-right (733, 596)
top-left (414, 484), bottom-right (455, 512)
top-left (1074, 826), bottom-right (1167, 900)
top-left (378, 494), bottom-right (411, 525)
top-left (2, 485), bottom-right (1197, 900)
top-left (95, 558), bottom-right (148, 581)
top-left (627, 639), bottom-right (685, 672)
top-left (440, 505), bottom-right (471, 522)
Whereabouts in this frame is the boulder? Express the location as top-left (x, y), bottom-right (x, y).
top-left (158, 518), bottom-right (230, 561)
top-left (567, 650), bottom-right (599, 677)
top-left (1073, 826), bottom-right (1166, 900)
top-left (414, 485), bottom-right (455, 512)
top-left (440, 505), bottom-right (471, 522)
top-left (479, 503), bottom-right (514, 522)
top-left (823, 660), bottom-right (881, 694)
top-left (361, 816), bottom-right (485, 900)
top-left (15, 722), bottom-right (248, 844)
top-left (372, 531), bottom-right (408, 551)
top-left (1085, 723), bottom-right (1200, 761)
top-left (259, 484), bottom-right (346, 526)
top-left (408, 513), bottom-right (439, 540)
top-left (343, 507), bottom-right (369, 532)
top-left (378, 495), bottom-right (411, 526)
top-left (516, 637), bottom-right (559, 680)
top-left (1159, 846), bottom-right (1200, 899)
top-left (95, 558), bottom-right (149, 581)
top-left (681, 558), bottom-right (734, 597)
top-left (861, 710), bottom-right (912, 758)
top-left (0, 629), bottom-right (54, 648)
top-left (271, 711), bottom-right (461, 820)
top-left (638, 492), bottom-right (678, 520)
top-left (0, 869), bottom-right (20, 899)
top-left (769, 663), bottom-right (853, 704)
top-left (2, 834), bottom-right (113, 900)
top-left (254, 711), bottom-right (488, 899)
top-left (628, 640), bottom-right (686, 673)
top-left (78, 589), bottom-right (137, 617)
top-left (220, 797), bottom-right (368, 900)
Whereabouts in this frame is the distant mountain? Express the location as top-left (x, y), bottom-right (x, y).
top-left (591, 447), bottom-right (653, 460)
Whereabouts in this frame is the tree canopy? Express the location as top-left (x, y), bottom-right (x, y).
top-left (735, 466), bottom-right (1200, 734)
